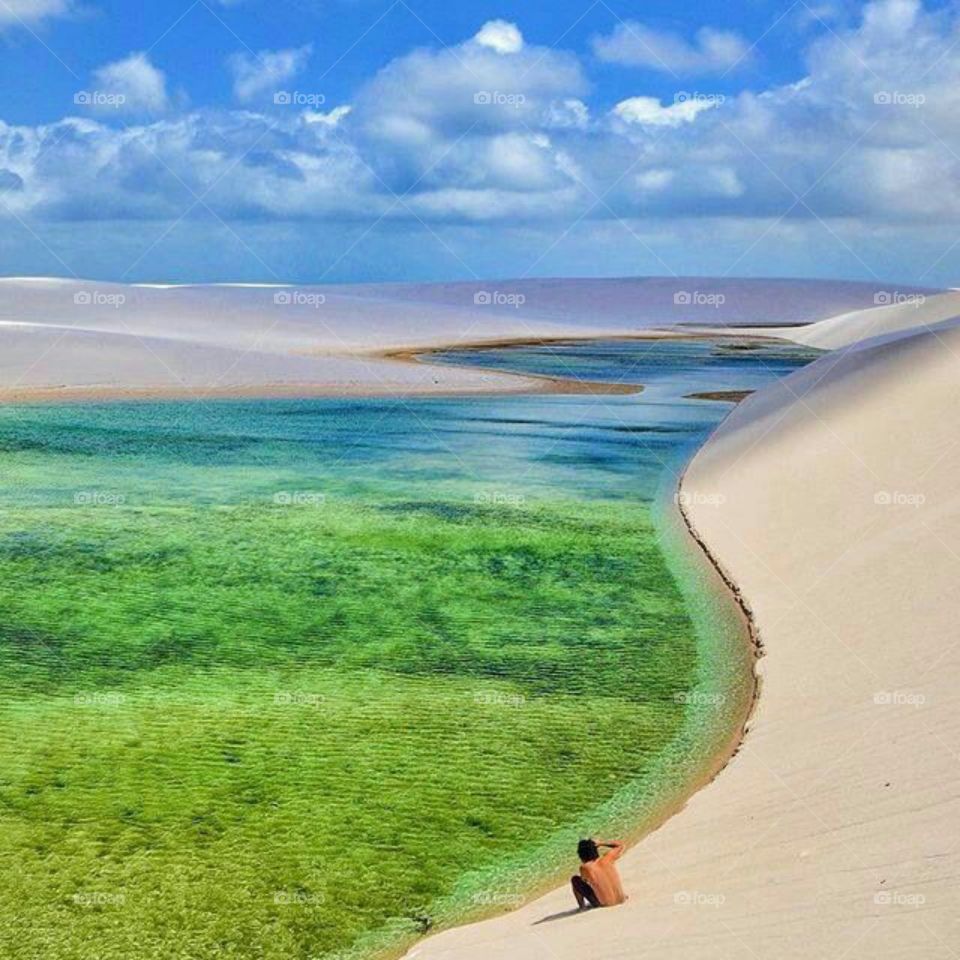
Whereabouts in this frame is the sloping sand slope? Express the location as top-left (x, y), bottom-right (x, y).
top-left (403, 318), bottom-right (960, 958)
top-left (759, 288), bottom-right (960, 350)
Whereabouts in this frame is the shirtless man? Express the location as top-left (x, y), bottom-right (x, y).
top-left (571, 838), bottom-right (627, 909)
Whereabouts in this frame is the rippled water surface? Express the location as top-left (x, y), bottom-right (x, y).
top-left (0, 338), bottom-right (817, 960)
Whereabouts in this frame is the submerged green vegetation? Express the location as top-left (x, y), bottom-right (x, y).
top-left (0, 340), bottom-right (818, 959)
top-left (0, 496), bottom-right (694, 960)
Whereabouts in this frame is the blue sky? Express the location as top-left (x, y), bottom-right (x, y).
top-left (0, 0), bottom-right (957, 285)
top-left (0, 0), bottom-right (839, 124)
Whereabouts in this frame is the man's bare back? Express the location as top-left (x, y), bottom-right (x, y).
top-left (571, 838), bottom-right (627, 909)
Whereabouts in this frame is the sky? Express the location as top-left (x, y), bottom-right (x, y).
top-left (0, 0), bottom-right (957, 285)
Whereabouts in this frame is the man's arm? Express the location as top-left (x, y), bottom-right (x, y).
top-left (596, 839), bottom-right (625, 862)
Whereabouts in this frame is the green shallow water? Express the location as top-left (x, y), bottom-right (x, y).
top-left (0, 338), bottom-right (818, 960)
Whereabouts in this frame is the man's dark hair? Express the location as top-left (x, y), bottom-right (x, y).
top-left (577, 838), bottom-right (599, 862)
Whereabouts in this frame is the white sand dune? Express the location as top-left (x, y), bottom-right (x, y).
top-left (400, 308), bottom-right (960, 959)
top-left (0, 325), bottom-right (544, 398)
top-left (327, 276), bottom-right (916, 328)
top-left (0, 276), bottom-right (922, 396)
top-left (753, 288), bottom-right (960, 350)
top-left (0, 279), bottom-right (578, 396)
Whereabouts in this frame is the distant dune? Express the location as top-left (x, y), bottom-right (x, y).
top-left (0, 276), bottom-right (938, 398)
top-left (329, 276), bottom-right (937, 328)
top-left (759, 289), bottom-right (960, 350)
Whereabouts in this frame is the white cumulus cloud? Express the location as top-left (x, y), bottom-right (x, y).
top-left (350, 21), bottom-right (586, 201)
top-left (592, 22), bottom-right (750, 74)
top-left (303, 105), bottom-right (353, 127)
top-left (5, 0), bottom-right (960, 245)
top-left (473, 20), bottom-right (524, 54)
top-left (612, 95), bottom-right (720, 127)
top-left (89, 53), bottom-right (169, 114)
top-left (544, 99), bottom-right (590, 129)
top-left (0, 0), bottom-right (73, 28)
top-left (228, 45), bottom-right (313, 103)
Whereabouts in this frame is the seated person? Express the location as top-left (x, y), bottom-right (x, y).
top-left (571, 838), bottom-right (627, 909)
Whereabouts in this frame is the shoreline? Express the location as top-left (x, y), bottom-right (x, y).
top-left (364, 422), bottom-right (767, 960)
top-left (683, 389), bottom-right (754, 403)
top-left (0, 328), bottom-right (801, 408)
top-left (375, 328), bottom-right (783, 360)
top-left (0, 373), bottom-right (640, 405)
top-left (0, 340), bottom-right (649, 404)
top-left (353, 467), bottom-right (762, 960)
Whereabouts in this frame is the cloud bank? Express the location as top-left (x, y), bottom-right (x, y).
top-left (1, 3), bottom-right (958, 248)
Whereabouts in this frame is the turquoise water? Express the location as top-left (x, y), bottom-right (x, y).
top-left (0, 337), bottom-right (818, 960)
top-left (0, 338), bottom-right (819, 513)
top-left (430, 336), bottom-right (820, 400)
